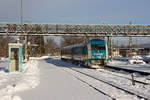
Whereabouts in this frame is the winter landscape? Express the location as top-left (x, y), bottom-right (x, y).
top-left (0, 56), bottom-right (150, 100)
top-left (0, 0), bottom-right (150, 100)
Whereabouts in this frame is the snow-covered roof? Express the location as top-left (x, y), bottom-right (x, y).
top-left (9, 43), bottom-right (22, 46)
top-left (62, 39), bottom-right (105, 49)
top-left (63, 42), bottom-right (87, 49)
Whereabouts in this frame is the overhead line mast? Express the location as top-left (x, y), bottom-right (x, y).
top-left (129, 21), bottom-right (133, 57)
top-left (20, 0), bottom-right (28, 61)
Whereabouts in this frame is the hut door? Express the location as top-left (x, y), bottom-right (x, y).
top-left (10, 48), bottom-right (19, 71)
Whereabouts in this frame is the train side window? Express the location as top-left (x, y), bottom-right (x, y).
top-left (83, 46), bottom-right (87, 54)
top-left (73, 47), bottom-right (82, 54)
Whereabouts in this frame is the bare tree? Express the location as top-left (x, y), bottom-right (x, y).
top-left (45, 38), bottom-right (60, 56)
top-left (61, 36), bottom-right (85, 47)
top-left (0, 36), bottom-right (15, 57)
top-left (27, 36), bottom-right (45, 57)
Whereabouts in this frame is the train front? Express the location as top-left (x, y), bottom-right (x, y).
top-left (89, 39), bottom-right (107, 68)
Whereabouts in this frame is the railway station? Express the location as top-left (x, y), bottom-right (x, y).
top-left (0, 23), bottom-right (150, 100)
top-left (0, 0), bottom-right (150, 100)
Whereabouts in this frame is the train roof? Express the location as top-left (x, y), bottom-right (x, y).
top-left (62, 39), bottom-right (105, 49)
top-left (62, 42), bottom-right (87, 49)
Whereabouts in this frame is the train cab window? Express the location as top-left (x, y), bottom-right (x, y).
top-left (92, 45), bottom-right (105, 50)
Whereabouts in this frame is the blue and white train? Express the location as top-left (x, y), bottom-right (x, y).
top-left (61, 39), bottom-right (108, 68)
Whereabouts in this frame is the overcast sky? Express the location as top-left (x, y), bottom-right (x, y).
top-left (0, 0), bottom-right (150, 24)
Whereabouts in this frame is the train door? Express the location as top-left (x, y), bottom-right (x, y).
top-left (87, 42), bottom-right (91, 66)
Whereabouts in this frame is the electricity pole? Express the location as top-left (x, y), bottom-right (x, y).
top-left (108, 35), bottom-right (113, 61)
top-left (110, 35), bottom-right (113, 61)
top-left (20, 0), bottom-right (28, 61)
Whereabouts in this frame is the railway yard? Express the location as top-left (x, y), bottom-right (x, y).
top-left (0, 56), bottom-right (150, 100)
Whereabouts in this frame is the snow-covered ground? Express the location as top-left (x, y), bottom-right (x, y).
top-left (18, 58), bottom-right (111, 100)
top-left (108, 56), bottom-right (150, 74)
top-left (0, 59), bottom-right (39, 100)
top-left (0, 56), bottom-right (150, 100)
top-left (47, 58), bottom-right (150, 100)
top-left (0, 57), bottom-right (111, 100)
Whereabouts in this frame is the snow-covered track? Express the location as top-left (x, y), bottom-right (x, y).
top-left (62, 68), bottom-right (116, 100)
top-left (97, 69), bottom-right (150, 85)
top-left (106, 65), bottom-right (150, 75)
top-left (46, 58), bottom-right (150, 100)
top-left (68, 67), bottom-right (150, 100)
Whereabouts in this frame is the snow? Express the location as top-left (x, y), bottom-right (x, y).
top-left (113, 56), bottom-right (146, 65)
top-left (112, 56), bottom-right (149, 65)
top-left (0, 56), bottom-right (150, 100)
top-left (29, 56), bottom-right (50, 60)
top-left (47, 58), bottom-right (150, 100)
top-left (0, 59), bottom-right (39, 100)
top-left (108, 56), bottom-right (150, 74)
top-left (63, 68), bottom-right (140, 100)
top-left (18, 58), bottom-right (111, 100)
top-left (132, 56), bottom-right (143, 59)
top-left (147, 75), bottom-right (150, 80)
top-left (128, 56), bottom-right (146, 64)
top-left (0, 57), bottom-right (111, 100)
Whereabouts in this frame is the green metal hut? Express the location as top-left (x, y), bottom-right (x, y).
top-left (8, 43), bottom-right (23, 72)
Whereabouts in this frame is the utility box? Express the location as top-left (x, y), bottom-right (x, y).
top-left (8, 43), bottom-right (23, 72)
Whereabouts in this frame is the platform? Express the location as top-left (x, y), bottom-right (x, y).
top-left (18, 59), bottom-right (111, 100)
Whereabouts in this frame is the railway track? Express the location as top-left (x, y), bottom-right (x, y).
top-left (97, 69), bottom-right (150, 85)
top-left (46, 58), bottom-right (150, 100)
top-left (63, 67), bottom-right (150, 100)
top-left (62, 68), bottom-right (116, 100)
top-left (106, 65), bottom-right (150, 75)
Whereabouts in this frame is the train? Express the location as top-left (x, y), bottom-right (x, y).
top-left (61, 39), bottom-right (108, 68)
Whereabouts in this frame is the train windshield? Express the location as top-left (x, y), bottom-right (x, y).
top-left (92, 45), bottom-right (105, 51)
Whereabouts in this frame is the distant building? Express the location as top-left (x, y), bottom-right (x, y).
top-left (112, 48), bottom-right (120, 56)
top-left (117, 47), bottom-right (150, 57)
top-left (138, 48), bottom-right (150, 55)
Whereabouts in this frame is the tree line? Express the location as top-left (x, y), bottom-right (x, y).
top-left (0, 35), bottom-right (85, 58)
top-left (0, 36), bottom-right (15, 57)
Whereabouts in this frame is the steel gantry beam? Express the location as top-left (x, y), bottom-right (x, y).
top-left (0, 23), bottom-right (150, 36)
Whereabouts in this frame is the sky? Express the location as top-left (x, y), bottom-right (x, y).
top-left (0, 0), bottom-right (150, 45)
top-left (0, 0), bottom-right (150, 24)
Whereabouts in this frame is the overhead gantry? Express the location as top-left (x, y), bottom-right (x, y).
top-left (0, 23), bottom-right (150, 36)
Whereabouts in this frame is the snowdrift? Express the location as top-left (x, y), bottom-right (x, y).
top-left (128, 56), bottom-right (146, 64)
top-left (0, 60), bottom-right (39, 100)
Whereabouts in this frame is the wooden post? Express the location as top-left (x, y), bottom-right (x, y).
top-left (131, 73), bottom-right (135, 86)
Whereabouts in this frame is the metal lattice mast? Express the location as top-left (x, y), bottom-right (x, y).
top-left (129, 36), bottom-right (133, 57)
top-left (20, 0), bottom-right (28, 61)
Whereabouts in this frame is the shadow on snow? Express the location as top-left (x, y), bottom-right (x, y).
top-left (0, 67), bottom-right (8, 72)
top-left (0, 60), bottom-right (8, 72)
top-left (44, 58), bottom-right (85, 69)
